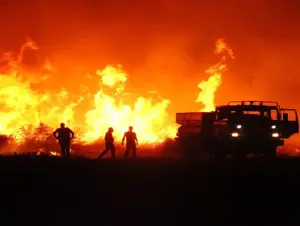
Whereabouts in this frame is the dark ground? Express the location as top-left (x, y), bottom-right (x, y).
top-left (0, 156), bottom-right (300, 225)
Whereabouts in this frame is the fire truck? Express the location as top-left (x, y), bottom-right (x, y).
top-left (175, 101), bottom-right (299, 158)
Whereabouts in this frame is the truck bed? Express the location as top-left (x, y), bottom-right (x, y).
top-left (176, 112), bottom-right (215, 126)
top-left (176, 112), bottom-right (203, 125)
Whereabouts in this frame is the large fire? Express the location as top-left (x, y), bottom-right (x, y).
top-left (196, 38), bottom-right (235, 112)
top-left (83, 64), bottom-right (177, 143)
top-left (0, 37), bottom-right (233, 156)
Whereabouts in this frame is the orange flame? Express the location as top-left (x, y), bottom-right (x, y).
top-left (36, 148), bottom-right (61, 157)
top-left (196, 38), bottom-right (235, 112)
top-left (0, 37), bottom-right (235, 155)
top-left (0, 41), bottom-right (178, 146)
top-left (83, 65), bottom-right (177, 143)
top-left (0, 39), bottom-right (81, 143)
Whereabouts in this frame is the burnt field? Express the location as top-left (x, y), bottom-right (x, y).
top-left (0, 156), bottom-right (300, 225)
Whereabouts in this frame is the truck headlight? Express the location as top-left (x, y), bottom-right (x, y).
top-left (271, 125), bottom-right (276, 129)
top-left (231, 132), bottom-right (239, 137)
top-left (236, 124), bottom-right (242, 129)
top-left (272, 132), bottom-right (279, 138)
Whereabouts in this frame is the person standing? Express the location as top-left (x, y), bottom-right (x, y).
top-left (122, 126), bottom-right (138, 158)
top-left (53, 123), bottom-right (74, 158)
top-left (98, 127), bottom-right (116, 160)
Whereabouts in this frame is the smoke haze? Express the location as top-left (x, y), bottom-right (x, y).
top-left (1, 0), bottom-right (300, 144)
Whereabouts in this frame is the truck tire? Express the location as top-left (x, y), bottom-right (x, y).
top-left (214, 150), bottom-right (226, 160)
top-left (234, 152), bottom-right (246, 159)
top-left (211, 142), bottom-right (226, 160)
top-left (263, 147), bottom-right (277, 157)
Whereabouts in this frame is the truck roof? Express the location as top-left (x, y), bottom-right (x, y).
top-left (216, 100), bottom-right (281, 111)
top-left (216, 105), bottom-right (279, 111)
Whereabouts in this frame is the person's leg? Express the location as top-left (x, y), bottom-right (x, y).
top-left (124, 144), bottom-right (130, 158)
top-left (59, 142), bottom-right (66, 158)
top-left (65, 142), bottom-right (71, 158)
top-left (132, 144), bottom-right (136, 158)
top-left (111, 144), bottom-right (116, 160)
top-left (98, 149), bottom-right (108, 159)
top-left (99, 143), bottom-right (111, 159)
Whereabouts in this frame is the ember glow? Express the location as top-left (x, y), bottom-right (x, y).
top-left (0, 37), bottom-right (232, 154)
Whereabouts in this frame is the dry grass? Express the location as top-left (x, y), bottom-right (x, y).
top-left (0, 124), bottom-right (178, 159)
top-left (0, 124), bottom-right (298, 158)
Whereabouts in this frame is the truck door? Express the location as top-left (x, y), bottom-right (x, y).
top-left (280, 108), bottom-right (299, 138)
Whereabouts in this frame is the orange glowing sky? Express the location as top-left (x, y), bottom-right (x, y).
top-left (0, 0), bottom-right (300, 145)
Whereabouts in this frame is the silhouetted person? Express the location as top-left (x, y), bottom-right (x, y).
top-left (53, 123), bottom-right (74, 158)
top-left (122, 126), bottom-right (138, 158)
top-left (98, 127), bottom-right (116, 160)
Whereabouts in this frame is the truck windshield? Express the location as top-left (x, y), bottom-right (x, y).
top-left (228, 109), bottom-right (279, 120)
top-left (242, 111), bottom-right (267, 116)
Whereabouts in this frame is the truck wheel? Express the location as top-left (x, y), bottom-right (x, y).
top-left (215, 151), bottom-right (226, 160)
top-left (234, 152), bottom-right (246, 159)
top-left (263, 147), bottom-right (277, 157)
top-left (209, 141), bottom-right (226, 160)
top-left (212, 146), bottom-right (226, 160)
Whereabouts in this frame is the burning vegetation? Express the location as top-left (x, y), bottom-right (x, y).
top-left (0, 37), bottom-right (296, 157)
top-left (196, 38), bottom-right (235, 112)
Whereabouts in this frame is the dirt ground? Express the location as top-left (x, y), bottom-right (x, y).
top-left (0, 156), bottom-right (299, 225)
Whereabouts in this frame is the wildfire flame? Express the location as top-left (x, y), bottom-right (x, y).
top-left (83, 65), bottom-right (177, 143)
top-left (0, 37), bottom-right (236, 156)
top-left (36, 148), bottom-right (61, 157)
top-left (196, 38), bottom-right (235, 112)
top-left (0, 38), bottom-right (178, 148)
top-left (97, 64), bottom-right (127, 94)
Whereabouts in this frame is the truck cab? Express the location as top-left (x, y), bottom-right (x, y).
top-left (176, 100), bottom-right (299, 158)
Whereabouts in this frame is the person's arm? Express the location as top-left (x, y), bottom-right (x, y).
top-left (135, 133), bottom-right (138, 145)
top-left (69, 129), bottom-right (75, 139)
top-left (122, 133), bottom-right (126, 145)
top-left (53, 129), bottom-right (58, 139)
top-left (111, 133), bottom-right (114, 143)
top-left (104, 132), bottom-right (108, 142)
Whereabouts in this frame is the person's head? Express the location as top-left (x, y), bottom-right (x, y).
top-left (108, 127), bottom-right (114, 132)
top-left (129, 126), bottom-right (133, 131)
top-left (60, 123), bottom-right (65, 128)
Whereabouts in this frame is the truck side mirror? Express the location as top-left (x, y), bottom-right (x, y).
top-left (283, 113), bottom-right (288, 121)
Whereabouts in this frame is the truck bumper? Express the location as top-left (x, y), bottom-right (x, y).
top-left (228, 138), bottom-right (284, 147)
top-left (223, 138), bottom-right (284, 154)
